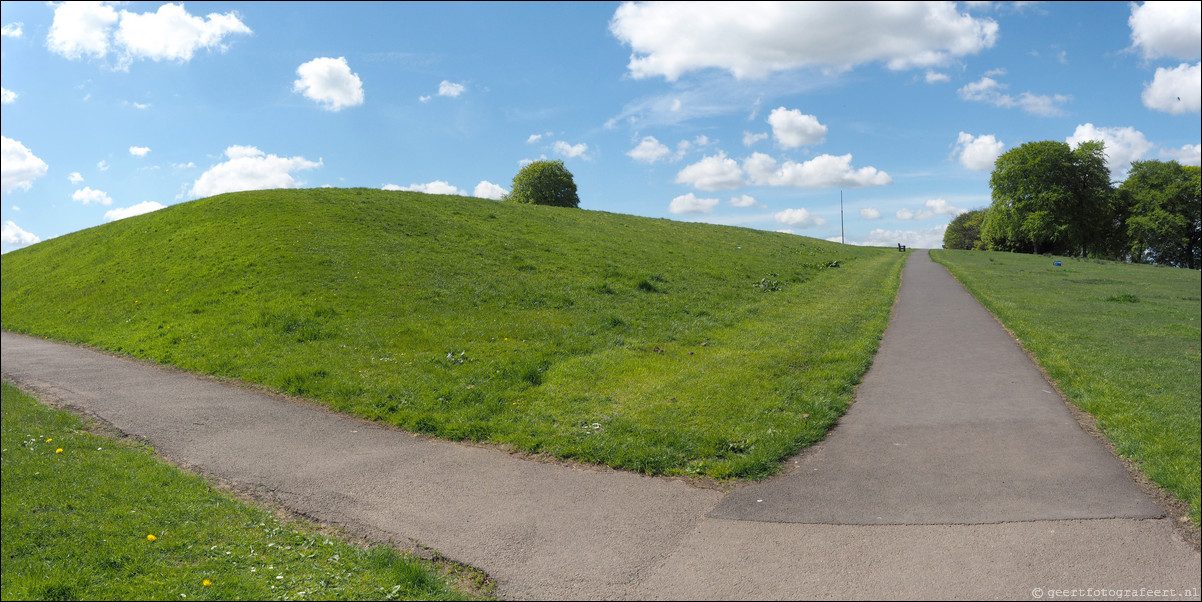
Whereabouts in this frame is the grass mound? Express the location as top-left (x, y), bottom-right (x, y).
top-left (2, 188), bottom-right (905, 479)
top-left (932, 250), bottom-right (1201, 525)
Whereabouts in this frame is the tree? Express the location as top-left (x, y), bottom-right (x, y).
top-left (1120, 160), bottom-right (1201, 269)
top-left (506, 160), bottom-right (580, 208)
top-left (984, 140), bottom-right (1114, 256)
top-left (942, 208), bottom-right (987, 250)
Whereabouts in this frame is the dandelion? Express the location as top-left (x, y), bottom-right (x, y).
top-left (46, 438), bottom-right (52, 443)
top-left (202, 580), bottom-right (212, 587)
top-left (147, 534), bottom-right (157, 541)
top-left (55, 448), bottom-right (63, 454)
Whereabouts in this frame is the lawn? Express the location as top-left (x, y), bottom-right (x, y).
top-left (1, 188), bottom-right (907, 479)
top-left (931, 249), bottom-right (1201, 525)
top-left (0, 382), bottom-right (487, 601)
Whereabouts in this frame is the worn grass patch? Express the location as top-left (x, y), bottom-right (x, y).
top-left (1, 188), bottom-right (905, 479)
top-left (0, 382), bottom-right (485, 601)
top-left (931, 250), bottom-right (1201, 525)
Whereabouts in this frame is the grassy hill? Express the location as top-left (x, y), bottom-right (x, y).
top-left (1, 188), bottom-right (905, 479)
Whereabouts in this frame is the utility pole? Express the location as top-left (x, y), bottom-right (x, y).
top-left (840, 190), bottom-right (845, 245)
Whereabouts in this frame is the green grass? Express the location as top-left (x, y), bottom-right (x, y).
top-left (0, 188), bottom-right (906, 479)
top-left (931, 250), bottom-right (1201, 525)
top-left (0, 382), bottom-right (485, 601)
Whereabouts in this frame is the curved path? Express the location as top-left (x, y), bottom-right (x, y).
top-left (3, 250), bottom-right (1199, 600)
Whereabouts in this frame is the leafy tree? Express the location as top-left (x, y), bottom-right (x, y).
top-left (506, 160), bottom-right (580, 208)
top-left (1120, 160), bottom-right (1201, 269)
top-left (983, 140), bottom-right (1114, 256)
top-left (943, 208), bottom-right (987, 250)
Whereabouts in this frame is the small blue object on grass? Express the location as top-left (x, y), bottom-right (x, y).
top-left (1053, 261), bottom-right (1062, 266)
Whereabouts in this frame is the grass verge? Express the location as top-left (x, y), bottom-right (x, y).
top-left (0, 382), bottom-right (488, 601)
top-left (1, 189), bottom-right (906, 479)
top-left (931, 250), bottom-right (1201, 526)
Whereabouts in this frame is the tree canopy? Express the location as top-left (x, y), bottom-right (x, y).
top-left (943, 208), bottom-right (987, 250)
top-left (1120, 160), bottom-right (1201, 269)
top-left (506, 160), bottom-right (580, 208)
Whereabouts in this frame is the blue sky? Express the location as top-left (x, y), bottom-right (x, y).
top-left (2, 1), bottom-right (1199, 253)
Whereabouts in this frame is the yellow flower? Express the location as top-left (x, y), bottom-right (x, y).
top-left (55, 448), bottom-right (63, 454)
top-left (147, 534), bottom-right (157, 541)
top-left (202, 580), bottom-right (212, 587)
top-left (45, 438), bottom-right (52, 443)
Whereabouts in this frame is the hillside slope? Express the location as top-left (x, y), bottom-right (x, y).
top-left (2, 188), bottom-right (905, 478)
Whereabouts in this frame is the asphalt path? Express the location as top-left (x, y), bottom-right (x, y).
top-left (3, 250), bottom-right (1199, 600)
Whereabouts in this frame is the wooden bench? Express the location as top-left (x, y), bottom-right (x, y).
top-left (897, 243), bottom-right (907, 252)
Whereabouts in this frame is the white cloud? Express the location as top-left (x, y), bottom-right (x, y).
top-left (952, 132), bottom-right (1005, 170)
top-left (49, 2), bottom-right (250, 68)
top-left (68, 172), bottom-right (85, 184)
top-left (1129, 1), bottom-right (1201, 60)
top-left (669, 193), bottom-right (720, 215)
top-left (1, 136), bottom-right (49, 193)
top-left (925, 70), bottom-right (950, 83)
top-left (609, 2), bottom-right (998, 80)
top-left (957, 76), bottom-right (1070, 116)
top-left (526, 132), bottom-right (552, 144)
top-left (553, 141), bottom-right (589, 159)
top-left (1, 87), bottom-right (16, 104)
top-left (385, 180), bottom-right (465, 196)
top-left (474, 180), bottom-right (507, 200)
top-left (774, 208), bottom-right (827, 228)
top-left (438, 80), bottom-right (466, 97)
top-left (627, 136), bottom-right (672, 163)
top-left (1, 22), bottom-right (23, 38)
top-left (47, 1), bottom-right (118, 60)
top-left (418, 95), bottom-right (432, 103)
top-left (1142, 62), bottom-right (1201, 115)
top-left (293, 57), bottom-right (365, 112)
top-left (1159, 143), bottom-right (1201, 166)
top-left (743, 131), bottom-right (768, 146)
top-left (925, 198), bottom-right (967, 217)
top-left (72, 186), bottom-right (112, 205)
top-left (129, 146), bottom-right (151, 157)
top-left (190, 146), bottom-right (322, 198)
top-left (97, 160), bottom-right (109, 171)
top-left (860, 208), bottom-right (882, 219)
top-left (2, 221), bottom-right (39, 248)
top-left (104, 201), bottom-right (164, 221)
top-left (1066, 124), bottom-right (1155, 178)
top-left (730, 194), bottom-right (763, 208)
top-left (675, 152), bottom-right (746, 190)
top-left (743, 152), bottom-right (892, 189)
top-left (767, 107), bottom-right (827, 148)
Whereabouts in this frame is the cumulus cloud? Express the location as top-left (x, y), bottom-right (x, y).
top-left (952, 132), bottom-right (1005, 170)
top-left (925, 70), bottom-right (950, 83)
top-left (1142, 62), bottom-right (1201, 114)
top-left (743, 131), bottom-right (768, 146)
top-left (104, 201), bottom-right (165, 221)
top-left (851, 225), bottom-right (948, 249)
top-left (384, 180), bottom-right (465, 195)
top-left (1159, 143), bottom-right (1201, 166)
top-left (774, 208), bottom-right (827, 228)
top-left (860, 207), bottom-right (882, 219)
top-left (669, 193), bottom-right (721, 215)
top-left (294, 57), bottom-right (365, 111)
top-left (897, 199), bottom-right (966, 220)
top-left (49, 2), bottom-right (250, 68)
top-left (768, 107), bottom-right (827, 148)
top-left (1, 87), bottom-right (16, 104)
top-left (1066, 124), bottom-right (1155, 178)
top-left (474, 180), bottom-right (507, 200)
top-left (438, 80), bottom-right (466, 97)
top-left (553, 141), bottom-right (589, 159)
top-left (68, 172), bottom-right (85, 184)
top-left (628, 136), bottom-right (672, 163)
top-left (1129, 1), bottom-right (1201, 60)
top-left (2, 136), bottom-right (49, 193)
top-left (730, 194), bottom-right (763, 208)
top-left (675, 152), bottom-right (745, 190)
top-left (1, 22), bottom-right (23, 38)
top-left (72, 186), bottom-right (113, 205)
top-left (609, 1), bottom-right (998, 80)
top-left (743, 152), bottom-right (892, 189)
top-left (129, 146), bottom-right (150, 157)
top-left (190, 146), bottom-right (321, 198)
top-left (2, 221), bottom-right (39, 248)
top-left (958, 75), bottom-right (1070, 116)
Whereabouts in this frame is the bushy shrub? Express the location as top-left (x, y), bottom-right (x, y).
top-left (506, 160), bottom-right (580, 208)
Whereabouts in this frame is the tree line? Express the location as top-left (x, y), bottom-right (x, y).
top-left (944, 140), bottom-right (1201, 269)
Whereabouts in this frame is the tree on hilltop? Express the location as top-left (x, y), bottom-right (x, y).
top-left (943, 208), bottom-right (987, 250)
top-left (505, 160), bottom-right (580, 208)
top-left (1120, 160), bottom-right (1201, 269)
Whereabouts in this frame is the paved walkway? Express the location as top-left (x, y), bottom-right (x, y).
top-left (3, 250), bottom-right (1199, 600)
